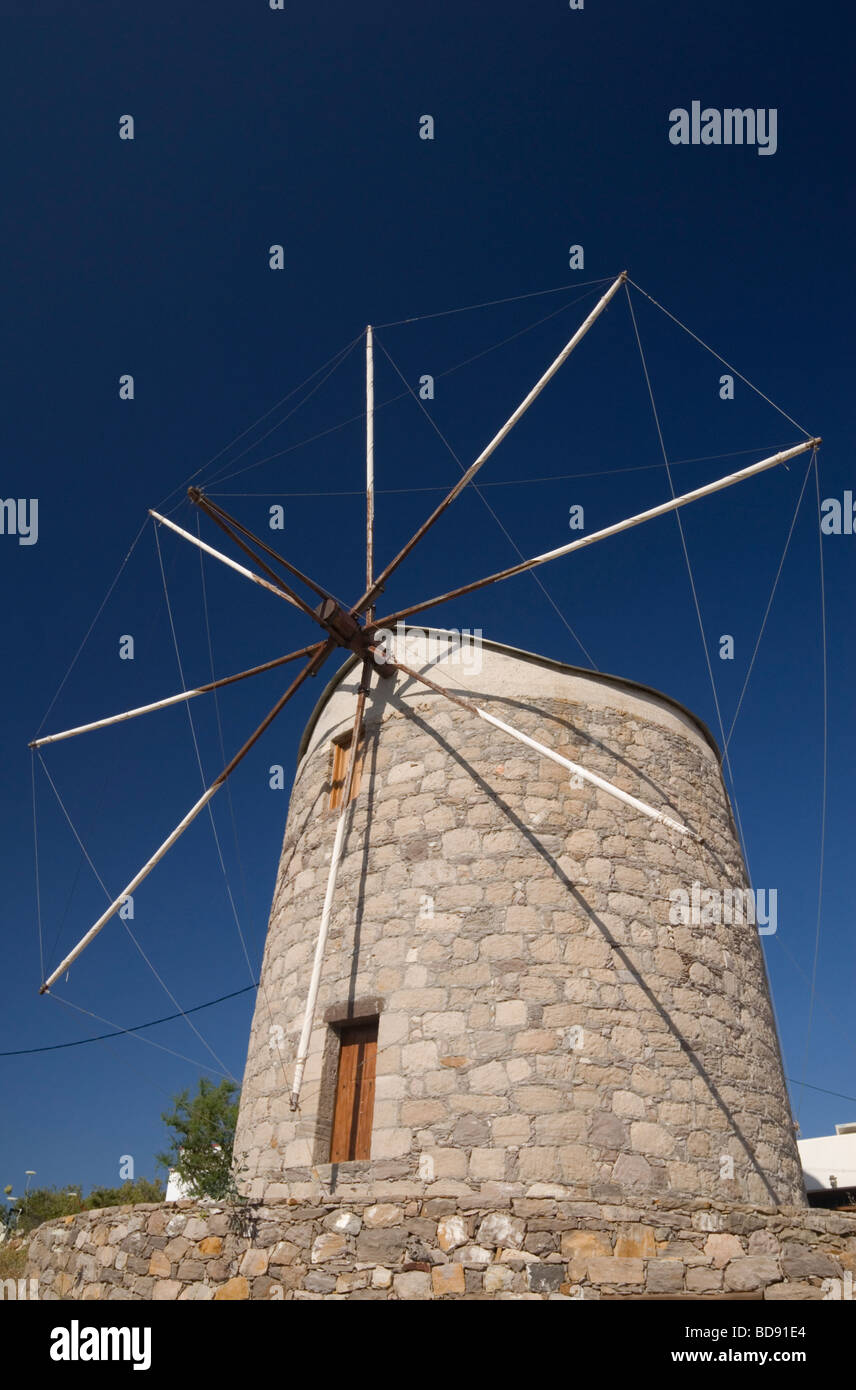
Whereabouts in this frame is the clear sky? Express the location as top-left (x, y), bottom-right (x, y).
top-left (1, 0), bottom-right (853, 1198)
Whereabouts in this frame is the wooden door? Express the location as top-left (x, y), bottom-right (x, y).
top-left (329, 1021), bottom-right (377, 1162)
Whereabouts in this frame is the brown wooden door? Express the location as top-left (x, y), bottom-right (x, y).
top-left (329, 1021), bottom-right (377, 1162)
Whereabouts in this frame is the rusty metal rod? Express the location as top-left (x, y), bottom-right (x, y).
top-left (30, 641), bottom-right (327, 748)
top-left (189, 489), bottom-right (323, 624)
top-left (369, 438), bottom-right (822, 630)
top-left (192, 491), bottom-right (342, 607)
top-left (40, 640), bottom-right (336, 994)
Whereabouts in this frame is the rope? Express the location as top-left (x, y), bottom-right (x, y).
top-left (49, 994), bottom-right (234, 1083)
top-left (787, 1079), bottom-right (856, 1107)
top-left (32, 519), bottom-right (149, 739)
top-left (624, 285), bottom-right (746, 846)
top-left (796, 455), bottom-right (829, 1120)
top-left (154, 331), bottom-right (366, 513)
top-left (36, 751), bottom-right (238, 1083)
top-left (194, 520), bottom-right (298, 1111)
top-left (198, 332), bottom-right (365, 495)
top-left (154, 522), bottom-right (256, 993)
top-left (31, 753), bottom-right (44, 984)
top-left (626, 278), bottom-right (814, 439)
top-left (724, 453), bottom-right (814, 750)
top-left (208, 284), bottom-right (608, 489)
top-left (374, 276), bottom-right (616, 328)
top-left (373, 328), bottom-right (599, 671)
top-left (205, 443), bottom-right (791, 498)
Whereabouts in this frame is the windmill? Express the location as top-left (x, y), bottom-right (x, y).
top-left (30, 270), bottom-right (820, 1201)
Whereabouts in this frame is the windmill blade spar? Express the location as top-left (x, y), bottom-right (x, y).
top-left (38, 641), bottom-right (335, 994)
top-left (350, 272), bottom-right (629, 618)
top-left (370, 437), bottom-right (821, 629)
top-left (29, 643), bottom-right (326, 749)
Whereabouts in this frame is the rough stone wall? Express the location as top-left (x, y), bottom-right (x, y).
top-left (25, 1194), bottom-right (856, 1301)
top-left (235, 643), bottom-right (803, 1207)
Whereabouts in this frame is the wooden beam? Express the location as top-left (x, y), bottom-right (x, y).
top-left (39, 641), bottom-right (335, 993)
top-left (370, 438), bottom-right (821, 628)
top-left (350, 272), bottom-right (629, 617)
top-left (29, 643), bottom-right (326, 749)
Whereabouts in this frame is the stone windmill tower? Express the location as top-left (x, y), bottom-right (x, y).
top-left (34, 272), bottom-right (816, 1217)
top-left (234, 632), bottom-right (805, 1209)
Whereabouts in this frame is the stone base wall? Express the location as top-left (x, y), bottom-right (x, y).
top-left (25, 1189), bottom-right (856, 1301)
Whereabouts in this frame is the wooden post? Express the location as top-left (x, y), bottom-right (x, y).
top-left (366, 325), bottom-right (375, 622)
top-left (289, 659), bottom-right (372, 1109)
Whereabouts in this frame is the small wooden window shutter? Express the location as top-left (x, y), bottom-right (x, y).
top-left (329, 730), bottom-right (364, 810)
top-left (329, 1019), bottom-right (378, 1162)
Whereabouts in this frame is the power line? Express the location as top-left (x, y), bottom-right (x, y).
top-left (0, 983), bottom-right (258, 1057)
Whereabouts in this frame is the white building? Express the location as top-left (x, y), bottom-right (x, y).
top-left (798, 1122), bottom-right (856, 1194)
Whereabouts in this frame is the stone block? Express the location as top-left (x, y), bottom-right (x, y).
top-left (495, 1000), bottom-right (527, 1027)
top-left (477, 1213), bottom-right (526, 1250)
top-left (723, 1257), bottom-right (780, 1291)
top-left (630, 1122), bottom-right (674, 1157)
top-left (469, 1149), bottom-right (507, 1180)
top-left (371, 1129), bottom-right (413, 1160)
top-left (213, 1276), bottom-right (250, 1301)
top-left (437, 1215), bottom-right (468, 1252)
top-left (323, 1210), bottom-right (362, 1236)
top-left (614, 1225), bottom-right (657, 1259)
top-left (431, 1263), bottom-right (465, 1296)
top-left (311, 1233), bottom-right (348, 1264)
top-left (764, 1281), bottom-right (826, 1301)
top-left (357, 1227), bottom-right (408, 1263)
top-left (152, 1280), bottom-right (182, 1301)
top-left (528, 1263), bottom-right (565, 1294)
top-left (586, 1257), bottom-right (645, 1286)
top-left (239, 1248), bottom-right (270, 1278)
top-left (363, 1204), bottom-right (404, 1229)
top-left (704, 1233), bottom-right (744, 1268)
top-left (148, 1250), bottom-right (171, 1278)
top-left (394, 1271), bottom-right (432, 1300)
top-left (646, 1260), bottom-right (684, 1293)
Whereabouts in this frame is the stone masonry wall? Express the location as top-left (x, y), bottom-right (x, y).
top-left (25, 1193), bottom-right (856, 1301)
top-left (235, 646), bottom-right (804, 1207)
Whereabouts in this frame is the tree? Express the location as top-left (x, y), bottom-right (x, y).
top-left (10, 1185), bottom-right (83, 1236)
top-left (4, 1178), bottom-right (166, 1234)
top-left (84, 1177), bottom-right (164, 1211)
top-left (157, 1078), bottom-right (240, 1200)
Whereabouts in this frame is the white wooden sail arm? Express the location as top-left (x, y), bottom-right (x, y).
top-left (149, 510), bottom-right (305, 609)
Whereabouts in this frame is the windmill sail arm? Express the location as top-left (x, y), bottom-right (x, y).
top-left (370, 437), bottom-right (821, 630)
top-left (38, 642), bottom-right (334, 994)
top-left (350, 272), bottom-right (628, 618)
top-left (150, 510), bottom-right (308, 610)
top-left (189, 490), bottom-right (343, 613)
top-left (388, 655), bottom-right (698, 840)
top-left (29, 643), bottom-right (326, 749)
top-left (289, 659), bottom-right (371, 1110)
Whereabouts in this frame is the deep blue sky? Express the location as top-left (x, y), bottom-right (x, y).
top-left (2, 1), bottom-right (853, 1199)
